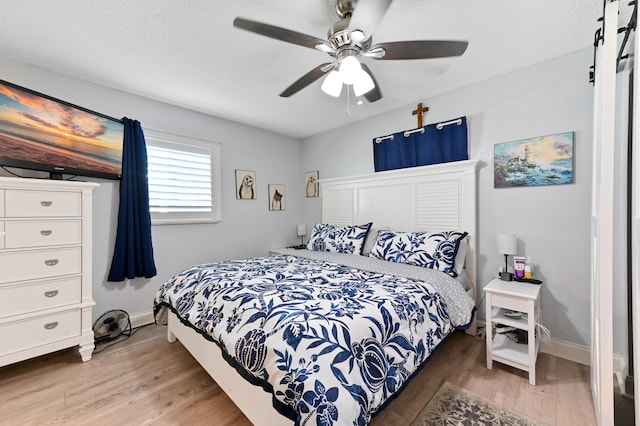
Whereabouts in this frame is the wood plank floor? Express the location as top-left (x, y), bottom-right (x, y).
top-left (0, 324), bottom-right (596, 425)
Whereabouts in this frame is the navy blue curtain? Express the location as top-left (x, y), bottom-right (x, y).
top-left (108, 118), bottom-right (157, 281)
top-left (373, 116), bottom-right (468, 172)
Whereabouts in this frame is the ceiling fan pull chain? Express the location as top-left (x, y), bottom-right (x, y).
top-left (346, 86), bottom-right (351, 115)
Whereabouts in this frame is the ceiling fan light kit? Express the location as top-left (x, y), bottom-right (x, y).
top-left (320, 60), bottom-right (375, 98)
top-left (338, 54), bottom-right (360, 84)
top-left (233, 0), bottom-right (468, 102)
top-left (321, 70), bottom-right (343, 97)
top-left (352, 68), bottom-right (375, 96)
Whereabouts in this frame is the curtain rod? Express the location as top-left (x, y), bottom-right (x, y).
top-left (374, 134), bottom-right (394, 143)
top-left (404, 127), bottom-right (425, 137)
top-left (375, 117), bottom-right (464, 143)
top-left (435, 118), bottom-right (463, 130)
top-left (404, 118), bottom-right (463, 135)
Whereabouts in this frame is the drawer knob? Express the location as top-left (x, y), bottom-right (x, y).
top-left (40, 201), bottom-right (53, 207)
top-left (40, 230), bottom-right (53, 236)
top-left (45, 259), bottom-right (59, 266)
top-left (44, 290), bottom-right (59, 297)
top-left (44, 322), bottom-right (58, 330)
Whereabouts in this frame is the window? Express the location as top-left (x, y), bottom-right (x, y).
top-left (144, 128), bottom-right (221, 225)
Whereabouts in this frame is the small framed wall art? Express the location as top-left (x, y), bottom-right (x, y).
top-left (268, 184), bottom-right (286, 211)
top-left (305, 171), bottom-right (319, 197)
top-left (236, 169), bottom-right (256, 200)
top-left (494, 131), bottom-right (574, 188)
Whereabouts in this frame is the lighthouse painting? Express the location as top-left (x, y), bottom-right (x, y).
top-left (494, 131), bottom-right (574, 188)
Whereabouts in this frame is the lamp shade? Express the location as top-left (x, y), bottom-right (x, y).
top-left (297, 224), bottom-right (307, 237)
top-left (321, 70), bottom-right (343, 97)
top-left (497, 234), bottom-right (517, 255)
top-left (353, 69), bottom-right (375, 96)
top-left (339, 55), bottom-right (361, 85)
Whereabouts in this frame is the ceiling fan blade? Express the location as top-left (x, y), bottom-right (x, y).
top-left (234, 17), bottom-right (327, 50)
top-left (348, 0), bottom-right (393, 37)
top-left (360, 63), bottom-right (382, 102)
top-left (280, 63), bottom-right (333, 98)
top-left (372, 40), bottom-right (468, 60)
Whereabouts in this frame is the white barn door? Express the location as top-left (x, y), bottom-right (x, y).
top-left (590, 1), bottom-right (617, 424)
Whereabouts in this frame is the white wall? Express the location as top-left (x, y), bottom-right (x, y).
top-left (0, 61), bottom-right (305, 323)
top-left (302, 49), bottom-right (596, 349)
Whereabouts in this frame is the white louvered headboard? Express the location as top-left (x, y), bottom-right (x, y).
top-left (320, 159), bottom-right (479, 329)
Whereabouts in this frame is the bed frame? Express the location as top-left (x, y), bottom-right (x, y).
top-left (166, 159), bottom-right (479, 425)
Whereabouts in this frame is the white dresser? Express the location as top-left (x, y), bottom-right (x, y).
top-left (0, 177), bottom-right (98, 367)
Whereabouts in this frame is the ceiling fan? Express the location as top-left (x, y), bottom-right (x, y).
top-left (233, 0), bottom-right (468, 102)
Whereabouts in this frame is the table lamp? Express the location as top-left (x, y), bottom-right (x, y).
top-left (497, 234), bottom-right (517, 281)
top-left (297, 224), bottom-right (307, 246)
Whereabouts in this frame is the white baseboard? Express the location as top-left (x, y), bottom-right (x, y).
top-left (540, 337), bottom-right (627, 394)
top-left (130, 311), bottom-right (156, 329)
top-left (539, 337), bottom-right (590, 365)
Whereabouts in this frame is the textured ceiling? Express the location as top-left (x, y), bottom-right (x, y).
top-left (0, 1), bottom-right (604, 138)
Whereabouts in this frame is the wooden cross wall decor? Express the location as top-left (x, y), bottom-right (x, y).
top-left (412, 103), bottom-right (429, 128)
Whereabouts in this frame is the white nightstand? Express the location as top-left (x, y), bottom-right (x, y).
top-left (484, 278), bottom-right (541, 385)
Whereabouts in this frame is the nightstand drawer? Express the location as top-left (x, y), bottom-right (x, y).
top-left (0, 277), bottom-right (81, 318)
top-left (5, 220), bottom-right (81, 248)
top-left (490, 293), bottom-right (530, 312)
top-left (0, 247), bottom-right (81, 284)
top-left (5, 190), bottom-right (81, 217)
top-left (0, 309), bottom-right (80, 356)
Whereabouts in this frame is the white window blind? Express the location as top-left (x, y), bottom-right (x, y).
top-left (144, 129), bottom-right (221, 224)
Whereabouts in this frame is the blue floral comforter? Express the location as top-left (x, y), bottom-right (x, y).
top-left (154, 252), bottom-right (474, 425)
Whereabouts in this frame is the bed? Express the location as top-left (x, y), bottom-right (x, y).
top-left (154, 160), bottom-right (479, 425)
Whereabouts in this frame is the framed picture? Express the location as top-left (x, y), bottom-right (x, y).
top-left (494, 131), bottom-right (574, 188)
top-left (304, 171), bottom-right (319, 197)
top-left (235, 169), bottom-right (256, 200)
top-left (268, 184), bottom-right (286, 211)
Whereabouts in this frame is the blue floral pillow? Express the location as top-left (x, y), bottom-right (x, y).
top-left (306, 223), bottom-right (334, 251)
top-left (369, 230), bottom-right (468, 276)
top-left (306, 223), bottom-right (372, 255)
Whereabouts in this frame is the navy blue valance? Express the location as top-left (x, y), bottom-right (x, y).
top-left (373, 116), bottom-right (468, 172)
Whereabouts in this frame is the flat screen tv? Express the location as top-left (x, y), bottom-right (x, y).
top-left (0, 79), bottom-right (123, 180)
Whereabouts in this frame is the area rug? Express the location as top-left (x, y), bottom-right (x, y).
top-left (411, 381), bottom-right (547, 426)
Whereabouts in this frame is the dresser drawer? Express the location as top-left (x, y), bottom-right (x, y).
top-left (0, 277), bottom-right (81, 318)
top-left (0, 189), bottom-right (4, 216)
top-left (0, 221), bottom-right (4, 249)
top-left (0, 247), bottom-right (81, 284)
top-left (5, 190), bottom-right (81, 217)
top-left (0, 309), bottom-right (80, 357)
top-left (5, 220), bottom-right (81, 248)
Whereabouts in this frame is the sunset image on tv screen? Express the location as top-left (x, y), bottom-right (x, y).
top-left (0, 80), bottom-right (123, 177)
